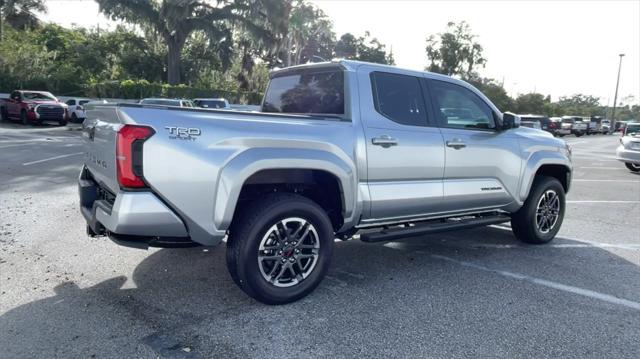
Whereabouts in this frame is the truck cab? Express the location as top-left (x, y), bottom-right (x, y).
top-left (79, 60), bottom-right (572, 304)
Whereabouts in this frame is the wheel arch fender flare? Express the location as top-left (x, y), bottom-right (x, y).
top-left (519, 151), bottom-right (572, 203)
top-left (214, 147), bottom-right (359, 232)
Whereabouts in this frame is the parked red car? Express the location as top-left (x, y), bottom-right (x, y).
top-left (0, 90), bottom-right (68, 126)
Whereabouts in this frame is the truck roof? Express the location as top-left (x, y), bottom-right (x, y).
top-left (270, 59), bottom-right (454, 83)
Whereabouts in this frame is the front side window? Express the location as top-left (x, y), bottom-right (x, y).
top-left (262, 69), bottom-right (344, 116)
top-left (371, 72), bottom-right (428, 127)
top-left (66, 99), bottom-right (76, 106)
top-left (430, 80), bottom-right (495, 130)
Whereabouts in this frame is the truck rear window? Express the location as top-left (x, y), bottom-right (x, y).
top-left (262, 69), bottom-right (344, 116)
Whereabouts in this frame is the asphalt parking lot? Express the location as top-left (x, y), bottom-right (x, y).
top-left (1, 122), bottom-right (639, 358)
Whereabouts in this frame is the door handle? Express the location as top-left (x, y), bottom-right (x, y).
top-left (446, 139), bottom-right (466, 149)
top-left (372, 135), bottom-right (398, 148)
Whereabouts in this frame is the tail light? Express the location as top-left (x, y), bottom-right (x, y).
top-left (116, 125), bottom-right (154, 188)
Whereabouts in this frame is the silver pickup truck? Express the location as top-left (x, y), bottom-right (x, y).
top-left (79, 60), bottom-right (572, 304)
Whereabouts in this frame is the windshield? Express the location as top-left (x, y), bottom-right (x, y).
top-left (195, 100), bottom-right (227, 108)
top-left (22, 92), bottom-right (56, 101)
top-left (262, 69), bottom-right (345, 116)
top-left (625, 124), bottom-right (640, 136)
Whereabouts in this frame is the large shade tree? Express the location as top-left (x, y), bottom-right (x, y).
top-left (0, 0), bottom-right (46, 39)
top-left (96, 0), bottom-right (287, 85)
top-left (425, 21), bottom-right (486, 77)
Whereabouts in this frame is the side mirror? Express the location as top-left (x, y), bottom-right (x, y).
top-left (501, 112), bottom-right (520, 130)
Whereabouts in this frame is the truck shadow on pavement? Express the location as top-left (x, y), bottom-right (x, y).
top-left (1, 227), bottom-right (639, 358)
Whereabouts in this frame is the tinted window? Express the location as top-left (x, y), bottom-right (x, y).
top-left (66, 100), bottom-right (76, 105)
top-left (371, 72), bottom-right (428, 127)
top-left (79, 100), bottom-right (90, 105)
top-left (195, 100), bottom-right (227, 108)
top-left (430, 80), bottom-right (495, 130)
top-left (263, 70), bottom-right (344, 116)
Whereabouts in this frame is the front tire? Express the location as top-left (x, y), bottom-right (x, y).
top-left (511, 176), bottom-right (565, 244)
top-left (226, 193), bottom-right (334, 304)
top-left (0, 107), bottom-right (7, 122)
top-left (625, 163), bottom-right (640, 172)
top-left (20, 110), bottom-right (29, 126)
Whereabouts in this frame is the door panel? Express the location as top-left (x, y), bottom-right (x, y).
top-left (427, 79), bottom-right (522, 212)
top-left (366, 127), bottom-right (446, 218)
top-left (358, 67), bottom-right (445, 220)
top-left (440, 128), bottom-right (521, 211)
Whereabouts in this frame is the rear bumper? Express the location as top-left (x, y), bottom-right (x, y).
top-left (616, 146), bottom-right (640, 165)
top-left (79, 166), bottom-right (196, 248)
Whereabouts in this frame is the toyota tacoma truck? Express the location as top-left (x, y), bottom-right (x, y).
top-left (0, 90), bottom-right (68, 126)
top-left (79, 60), bottom-right (573, 304)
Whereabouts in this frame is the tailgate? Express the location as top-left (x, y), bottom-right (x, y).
top-left (82, 103), bottom-right (124, 194)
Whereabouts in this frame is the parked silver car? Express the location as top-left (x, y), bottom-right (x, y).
top-left (79, 60), bottom-right (572, 304)
top-left (617, 122), bottom-right (640, 172)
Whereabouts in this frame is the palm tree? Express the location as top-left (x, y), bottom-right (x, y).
top-left (0, 0), bottom-right (46, 40)
top-left (96, 0), bottom-right (287, 85)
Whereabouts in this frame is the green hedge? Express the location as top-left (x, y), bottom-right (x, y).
top-left (85, 80), bottom-right (263, 105)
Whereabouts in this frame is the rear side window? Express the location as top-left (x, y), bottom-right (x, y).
top-left (371, 72), bottom-right (428, 127)
top-left (66, 99), bottom-right (76, 105)
top-left (79, 100), bottom-right (90, 106)
top-left (430, 80), bottom-right (495, 130)
top-left (262, 69), bottom-right (344, 116)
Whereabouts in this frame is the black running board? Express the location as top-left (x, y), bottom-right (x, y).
top-left (359, 214), bottom-right (511, 243)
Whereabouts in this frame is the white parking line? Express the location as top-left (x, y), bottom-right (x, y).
top-left (475, 243), bottom-right (640, 250)
top-left (573, 179), bottom-right (640, 183)
top-left (577, 167), bottom-right (624, 170)
top-left (567, 200), bottom-right (640, 204)
top-left (489, 225), bottom-right (639, 248)
top-left (430, 254), bottom-right (640, 311)
top-left (22, 152), bottom-right (84, 166)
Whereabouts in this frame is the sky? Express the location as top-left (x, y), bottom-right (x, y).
top-left (40, 0), bottom-right (640, 105)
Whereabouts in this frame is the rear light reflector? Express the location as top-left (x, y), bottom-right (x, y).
top-left (116, 125), bottom-right (154, 188)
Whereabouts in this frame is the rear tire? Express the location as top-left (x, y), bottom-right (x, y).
top-left (574, 133), bottom-right (583, 137)
top-left (625, 163), bottom-right (640, 172)
top-left (226, 193), bottom-right (334, 304)
top-left (511, 176), bottom-right (565, 244)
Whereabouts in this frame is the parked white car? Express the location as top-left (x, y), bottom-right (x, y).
top-left (65, 98), bottom-right (92, 122)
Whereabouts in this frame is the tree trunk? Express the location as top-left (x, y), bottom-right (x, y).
top-left (0, 2), bottom-right (4, 42)
top-left (167, 39), bottom-right (182, 85)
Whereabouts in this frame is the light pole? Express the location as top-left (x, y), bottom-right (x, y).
top-left (610, 53), bottom-right (625, 131)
